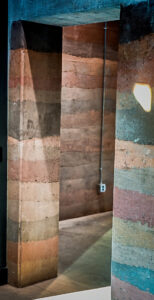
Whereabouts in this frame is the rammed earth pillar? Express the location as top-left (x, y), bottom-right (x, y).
top-left (8, 21), bottom-right (62, 287)
top-left (112, 2), bottom-right (154, 300)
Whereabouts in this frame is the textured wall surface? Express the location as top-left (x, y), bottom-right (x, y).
top-left (7, 19), bottom-right (119, 286)
top-left (0, 0), bottom-right (8, 285)
top-left (8, 21), bottom-right (62, 287)
top-left (60, 22), bottom-right (119, 220)
top-left (112, 3), bottom-right (154, 300)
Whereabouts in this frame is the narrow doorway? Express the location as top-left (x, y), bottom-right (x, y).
top-left (57, 22), bottom-right (120, 294)
top-left (6, 19), bottom-right (119, 295)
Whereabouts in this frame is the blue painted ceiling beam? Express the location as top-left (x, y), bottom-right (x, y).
top-left (9, 0), bottom-right (147, 26)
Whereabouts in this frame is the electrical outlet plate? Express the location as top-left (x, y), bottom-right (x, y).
top-left (99, 183), bottom-right (106, 193)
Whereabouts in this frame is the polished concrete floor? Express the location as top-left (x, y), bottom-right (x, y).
top-left (0, 212), bottom-right (112, 300)
top-left (37, 287), bottom-right (111, 300)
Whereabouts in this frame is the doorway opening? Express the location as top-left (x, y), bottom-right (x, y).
top-left (6, 19), bottom-right (119, 295)
top-left (58, 22), bottom-right (119, 294)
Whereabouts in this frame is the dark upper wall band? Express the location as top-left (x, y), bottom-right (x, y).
top-left (11, 21), bottom-right (62, 53)
top-left (120, 1), bottom-right (154, 43)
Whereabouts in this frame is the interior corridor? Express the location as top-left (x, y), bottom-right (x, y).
top-left (0, 212), bottom-right (112, 299)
